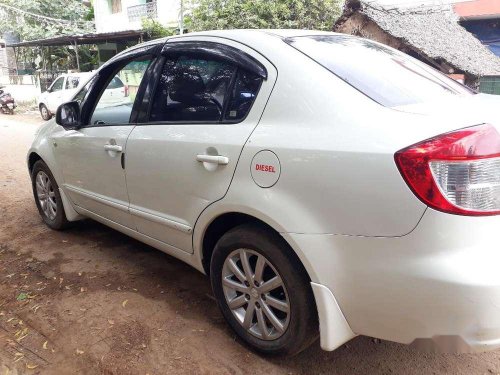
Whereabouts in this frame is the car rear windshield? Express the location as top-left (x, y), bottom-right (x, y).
top-left (286, 35), bottom-right (474, 108)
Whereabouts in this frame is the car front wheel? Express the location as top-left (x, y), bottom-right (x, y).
top-left (31, 160), bottom-right (69, 230)
top-left (210, 223), bottom-right (318, 356)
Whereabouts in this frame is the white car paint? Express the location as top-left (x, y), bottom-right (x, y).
top-left (28, 30), bottom-right (500, 354)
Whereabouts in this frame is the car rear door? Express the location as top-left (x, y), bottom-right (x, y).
top-left (125, 38), bottom-right (277, 253)
top-left (52, 52), bottom-right (156, 228)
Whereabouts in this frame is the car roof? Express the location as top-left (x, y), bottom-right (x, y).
top-left (115, 29), bottom-right (344, 56)
top-left (166, 29), bottom-right (341, 42)
top-left (53, 72), bottom-right (93, 79)
top-left (106, 29), bottom-right (358, 72)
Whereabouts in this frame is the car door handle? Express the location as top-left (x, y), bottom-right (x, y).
top-left (104, 144), bottom-right (122, 152)
top-left (196, 154), bottom-right (229, 165)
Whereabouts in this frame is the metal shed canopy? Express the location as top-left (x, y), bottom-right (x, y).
top-left (6, 30), bottom-right (145, 47)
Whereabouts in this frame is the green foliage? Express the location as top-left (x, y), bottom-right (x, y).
top-left (141, 18), bottom-right (176, 40)
top-left (186, 0), bottom-right (343, 31)
top-left (0, 0), bottom-right (94, 41)
top-left (0, 0), bottom-right (96, 72)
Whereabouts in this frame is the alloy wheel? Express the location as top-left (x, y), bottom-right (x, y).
top-left (35, 171), bottom-right (57, 220)
top-left (222, 249), bottom-right (290, 340)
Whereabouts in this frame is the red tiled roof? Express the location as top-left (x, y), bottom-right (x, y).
top-left (454, 0), bottom-right (500, 19)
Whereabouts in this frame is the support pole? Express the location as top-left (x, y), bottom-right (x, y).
top-left (48, 46), bottom-right (52, 71)
top-left (73, 40), bottom-right (80, 71)
top-left (13, 46), bottom-right (18, 71)
top-left (180, 0), bottom-right (184, 35)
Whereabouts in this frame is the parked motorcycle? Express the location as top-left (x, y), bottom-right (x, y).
top-left (0, 86), bottom-right (16, 114)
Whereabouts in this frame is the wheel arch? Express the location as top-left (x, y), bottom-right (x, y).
top-left (28, 151), bottom-right (43, 173)
top-left (27, 150), bottom-right (83, 222)
top-left (197, 211), bottom-right (317, 284)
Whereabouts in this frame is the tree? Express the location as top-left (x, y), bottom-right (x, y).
top-left (0, 0), bottom-right (94, 41)
top-left (186, 0), bottom-right (343, 32)
top-left (141, 18), bottom-right (176, 40)
top-left (0, 0), bottom-right (95, 72)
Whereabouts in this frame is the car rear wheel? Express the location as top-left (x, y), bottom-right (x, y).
top-left (31, 160), bottom-right (69, 230)
top-left (210, 223), bottom-right (318, 356)
top-left (40, 104), bottom-right (51, 121)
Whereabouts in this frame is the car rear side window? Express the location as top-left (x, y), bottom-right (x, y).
top-left (225, 69), bottom-right (262, 121)
top-left (286, 35), bottom-right (474, 108)
top-left (149, 55), bottom-right (262, 123)
top-left (65, 77), bottom-right (80, 89)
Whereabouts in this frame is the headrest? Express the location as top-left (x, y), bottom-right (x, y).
top-left (169, 66), bottom-right (206, 105)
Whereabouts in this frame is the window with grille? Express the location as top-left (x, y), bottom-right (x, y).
top-left (479, 76), bottom-right (500, 95)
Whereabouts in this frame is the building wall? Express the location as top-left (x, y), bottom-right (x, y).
top-left (0, 42), bottom-right (7, 75)
top-left (454, 0), bottom-right (500, 57)
top-left (94, 0), bottom-right (181, 33)
top-left (461, 19), bottom-right (500, 57)
top-left (0, 33), bottom-right (19, 76)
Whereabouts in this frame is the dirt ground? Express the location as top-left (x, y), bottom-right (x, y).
top-left (1, 113), bottom-right (500, 375)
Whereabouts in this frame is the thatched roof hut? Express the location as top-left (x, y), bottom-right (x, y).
top-left (334, 0), bottom-right (500, 87)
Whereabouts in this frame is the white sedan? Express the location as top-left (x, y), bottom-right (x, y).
top-left (38, 72), bottom-right (129, 120)
top-left (27, 30), bottom-right (500, 356)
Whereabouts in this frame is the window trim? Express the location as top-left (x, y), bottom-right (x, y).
top-left (71, 76), bottom-right (97, 105)
top-left (140, 47), bottom-right (264, 126)
top-left (161, 41), bottom-right (268, 80)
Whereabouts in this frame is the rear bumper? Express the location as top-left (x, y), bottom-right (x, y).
top-left (285, 209), bottom-right (500, 353)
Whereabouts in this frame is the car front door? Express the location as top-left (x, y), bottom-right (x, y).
top-left (52, 55), bottom-right (154, 228)
top-left (125, 38), bottom-right (277, 252)
top-left (46, 76), bottom-right (65, 113)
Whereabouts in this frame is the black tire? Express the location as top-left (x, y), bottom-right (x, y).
top-left (31, 160), bottom-right (69, 230)
top-left (210, 223), bottom-right (318, 356)
top-left (39, 104), bottom-right (51, 121)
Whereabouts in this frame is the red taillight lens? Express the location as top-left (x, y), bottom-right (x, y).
top-left (395, 124), bottom-right (500, 216)
top-left (124, 85), bottom-right (129, 97)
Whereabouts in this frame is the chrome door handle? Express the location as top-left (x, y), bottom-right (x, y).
top-left (104, 144), bottom-right (122, 152)
top-left (196, 154), bottom-right (229, 165)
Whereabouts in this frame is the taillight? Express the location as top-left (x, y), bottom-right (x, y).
top-left (124, 85), bottom-right (129, 97)
top-left (395, 124), bottom-right (500, 216)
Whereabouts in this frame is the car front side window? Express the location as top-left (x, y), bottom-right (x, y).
top-left (50, 77), bottom-right (64, 92)
top-left (89, 56), bottom-right (152, 126)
